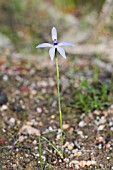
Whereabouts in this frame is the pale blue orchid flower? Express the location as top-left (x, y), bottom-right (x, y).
top-left (36, 27), bottom-right (74, 60)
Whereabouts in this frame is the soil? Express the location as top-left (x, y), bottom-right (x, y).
top-left (0, 53), bottom-right (113, 170)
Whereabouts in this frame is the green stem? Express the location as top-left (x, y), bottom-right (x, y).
top-left (38, 135), bottom-right (43, 170)
top-left (55, 52), bottom-right (63, 154)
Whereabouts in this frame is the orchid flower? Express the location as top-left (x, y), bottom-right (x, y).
top-left (36, 27), bottom-right (74, 60)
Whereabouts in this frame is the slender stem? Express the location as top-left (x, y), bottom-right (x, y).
top-left (55, 52), bottom-right (63, 154)
top-left (38, 135), bottom-right (43, 170)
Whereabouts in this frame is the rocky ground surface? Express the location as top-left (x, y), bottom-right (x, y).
top-left (0, 49), bottom-right (113, 169)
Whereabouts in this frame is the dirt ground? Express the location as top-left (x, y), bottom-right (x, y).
top-left (0, 53), bottom-right (113, 170)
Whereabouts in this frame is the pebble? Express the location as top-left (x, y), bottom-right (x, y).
top-left (110, 127), bottom-right (113, 131)
top-left (103, 111), bottom-right (108, 117)
top-left (13, 164), bottom-right (18, 168)
top-left (94, 110), bottom-right (100, 115)
top-left (86, 160), bottom-right (97, 166)
top-left (69, 159), bottom-right (97, 168)
top-left (77, 130), bottom-right (84, 138)
top-left (18, 135), bottom-right (25, 142)
top-left (63, 141), bottom-right (69, 148)
top-left (106, 143), bottom-right (111, 149)
top-left (8, 117), bottom-right (16, 126)
top-left (73, 151), bottom-right (82, 157)
top-left (32, 140), bottom-right (37, 145)
top-left (98, 143), bottom-right (102, 149)
top-left (50, 115), bottom-right (55, 119)
top-left (63, 158), bottom-right (69, 164)
top-left (11, 103), bottom-right (25, 112)
top-left (109, 121), bottom-right (113, 126)
top-left (98, 125), bottom-right (105, 131)
top-left (19, 125), bottom-right (40, 136)
top-left (68, 143), bottom-right (74, 150)
top-left (69, 127), bottom-right (74, 133)
top-left (0, 105), bottom-right (8, 111)
top-left (3, 74), bottom-right (9, 81)
top-left (78, 120), bottom-right (85, 127)
top-left (72, 149), bottom-right (78, 154)
top-left (36, 107), bottom-right (42, 113)
top-left (0, 92), bottom-right (8, 106)
top-left (96, 135), bottom-right (104, 143)
top-left (48, 78), bottom-right (55, 86)
top-left (69, 160), bottom-right (79, 168)
top-left (99, 116), bottom-right (106, 124)
top-left (62, 124), bottom-right (69, 130)
top-left (79, 160), bottom-right (87, 167)
top-left (110, 105), bottom-right (113, 109)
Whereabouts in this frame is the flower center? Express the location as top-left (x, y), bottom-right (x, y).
top-left (53, 39), bottom-right (58, 45)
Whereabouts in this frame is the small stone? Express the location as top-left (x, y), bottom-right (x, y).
top-left (11, 103), bottom-right (24, 112)
top-left (86, 160), bottom-right (91, 166)
top-left (94, 110), bottom-right (100, 115)
top-left (53, 160), bottom-right (57, 164)
top-left (98, 125), bottom-right (105, 131)
top-left (78, 120), bottom-right (85, 127)
top-left (110, 127), bottom-right (113, 131)
top-left (77, 130), bottom-right (84, 138)
top-left (63, 158), bottom-right (69, 163)
top-left (38, 122), bottom-right (43, 126)
top-left (36, 107), bottom-right (42, 113)
top-left (26, 121), bottom-right (33, 126)
top-left (31, 89), bottom-right (37, 95)
top-left (109, 121), bottom-right (113, 126)
top-left (110, 105), bottom-right (113, 109)
top-left (19, 125), bottom-right (40, 136)
top-left (59, 159), bottom-right (62, 163)
top-left (91, 160), bottom-right (97, 165)
top-left (96, 135), bottom-right (104, 142)
top-left (18, 135), bottom-right (25, 142)
top-left (63, 141), bottom-right (69, 148)
top-left (3, 74), bottom-right (9, 81)
top-left (48, 126), bottom-right (53, 131)
top-left (0, 138), bottom-right (6, 143)
top-left (62, 124), bottom-right (69, 130)
top-left (0, 92), bottom-right (8, 106)
top-left (72, 149), bottom-right (78, 154)
top-left (106, 143), bottom-right (111, 148)
top-left (32, 140), bottom-right (37, 145)
top-left (69, 160), bottom-right (79, 168)
top-left (68, 143), bottom-right (74, 150)
top-left (51, 115), bottom-right (55, 119)
top-left (99, 116), bottom-right (106, 124)
top-left (79, 160), bottom-right (87, 167)
top-left (9, 117), bottom-right (16, 126)
top-left (103, 111), bottom-right (108, 117)
top-left (74, 151), bottom-right (82, 157)
top-left (98, 143), bottom-right (102, 149)
top-left (69, 127), bottom-right (74, 133)
top-left (0, 105), bottom-right (8, 111)
top-left (13, 164), bottom-right (18, 168)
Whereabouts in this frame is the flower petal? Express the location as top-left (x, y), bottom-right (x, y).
top-left (58, 42), bottom-right (75, 47)
top-left (36, 43), bottom-right (53, 48)
top-left (52, 27), bottom-right (57, 40)
top-left (57, 47), bottom-right (66, 59)
top-left (49, 47), bottom-right (55, 60)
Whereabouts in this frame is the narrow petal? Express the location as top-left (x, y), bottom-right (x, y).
top-left (57, 47), bottom-right (66, 59)
top-left (58, 42), bottom-right (75, 47)
top-left (49, 47), bottom-right (55, 60)
top-left (36, 43), bottom-right (53, 48)
top-left (52, 27), bottom-right (57, 41)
